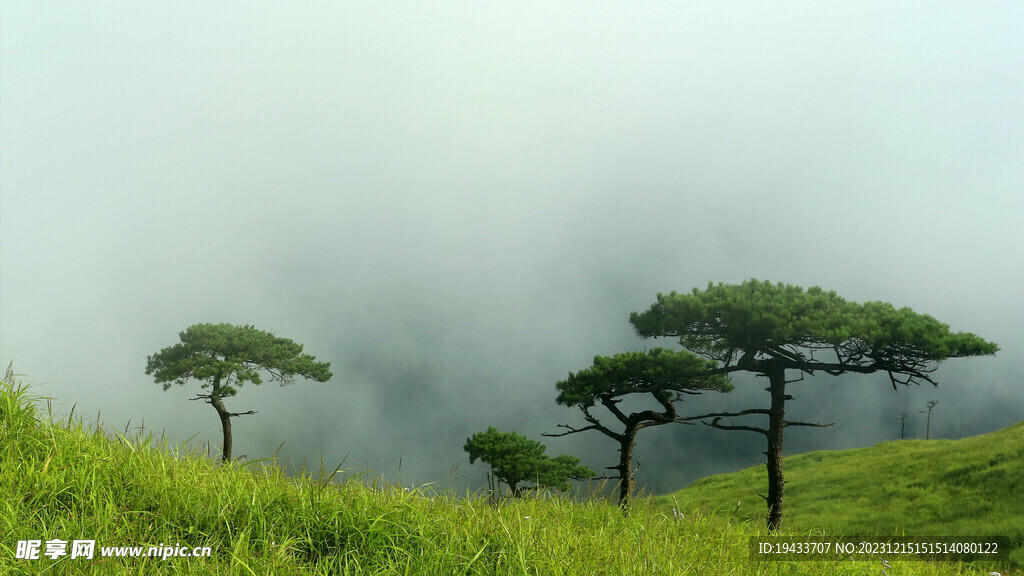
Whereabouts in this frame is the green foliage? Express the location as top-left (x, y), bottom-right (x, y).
top-left (629, 279), bottom-right (855, 355)
top-left (540, 455), bottom-right (595, 492)
top-left (464, 427), bottom-right (592, 495)
top-left (855, 301), bottom-right (1000, 361)
top-left (629, 279), bottom-right (998, 379)
top-left (630, 279), bottom-right (1000, 531)
top-left (555, 348), bottom-right (732, 408)
top-left (2, 371), bottom-right (993, 574)
top-left (146, 323), bottom-right (332, 396)
top-left (552, 349), bottom-right (733, 507)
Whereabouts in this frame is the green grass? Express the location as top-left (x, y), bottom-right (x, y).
top-left (1, 366), bottom-right (1014, 574)
top-left (656, 421), bottom-right (1024, 569)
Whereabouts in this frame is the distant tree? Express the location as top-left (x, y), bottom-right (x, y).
top-left (921, 400), bottom-right (939, 439)
top-left (464, 427), bottom-right (592, 497)
top-left (545, 348), bottom-right (731, 507)
top-left (630, 279), bottom-right (998, 530)
top-left (146, 323), bottom-right (332, 462)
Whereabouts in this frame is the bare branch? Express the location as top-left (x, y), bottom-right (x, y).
top-left (577, 406), bottom-right (624, 441)
top-left (693, 408), bottom-right (770, 420)
top-left (704, 417), bottom-right (767, 435)
top-left (544, 418), bottom-right (620, 442)
top-left (783, 372), bottom-right (805, 385)
top-left (652, 391), bottom-right (677, 416)
top-left (766, 345), bottom-right (806, 366)
top-left (783, 420), bottom-right (834, 428)
top-left (542, 423), bottom-right (602, 437)
top-left (601, 395), bottom-right (631, 424)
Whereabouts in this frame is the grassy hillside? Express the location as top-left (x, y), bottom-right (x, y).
top-left (656, 421), bottom-right (1024, 568)
top-left (0, 367), bottom-right (1012, 574)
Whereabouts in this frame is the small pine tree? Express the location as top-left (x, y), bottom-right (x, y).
top-left (546, 348), bottom-right (731, 507)
top-left (464, 427), bottom-right (592, 497)
top-left (146, 323), bottom-right (332, 461)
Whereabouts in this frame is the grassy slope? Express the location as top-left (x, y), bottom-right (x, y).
top-left (0, 369), bottom-right (1010, 575)
top-left (656, 421), bottom-right (1024, 567)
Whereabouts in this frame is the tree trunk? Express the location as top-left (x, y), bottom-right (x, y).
top-left (209, 376), bottom-right (233, 462)
top-left (765, 368), bottom-right (787, 531)
top-left (618, 427), bottom-right (638, 508)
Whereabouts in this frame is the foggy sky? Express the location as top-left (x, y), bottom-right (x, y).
top-left (2, 2), bottom-right (1022, 495)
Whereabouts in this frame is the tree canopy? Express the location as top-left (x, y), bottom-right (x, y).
top-left (548, 348), bottom-right (731, 506)
top-left (146, 323), bottom-right (332, 461)
top-left (555, 348), bottom-right (732, 407)
top-left (630, 280), bottom-right (998, 387)
top-left (147, 323), bottom-right (332, 395)
top-left (464, 427), bottom-right (593, 497)
top-left (629, 279), bottom-right (998, 529)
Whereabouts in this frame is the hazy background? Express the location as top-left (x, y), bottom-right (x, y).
top-left (2, 2), bottom-right (1021, 495)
